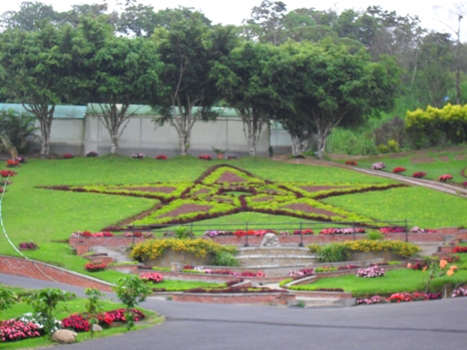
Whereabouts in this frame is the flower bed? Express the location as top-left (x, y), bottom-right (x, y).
top-left (18, 242), bottom-right (38, 250)
top-left (84, 262), bottom-right (107, 272)
top-left (451, 286), bottom-right (467, 298)
top-left (182, 266), bottom-right (266, 277)
top-left (438, 174), bottom-right (453, 182)
top-left (0, 170), bottom-right (15, 177)
top-left (62, 308), bottom-right (145, 332)
top-left (371, 162), bottom-right (385, 170)
top-left (319, 228), bottom-right (365, 235)
top-left (71, 231), bottom-right (114, 237)
top-left (357, 292), bottom-right (441, 305)
top-left (453, 246), bottom-right (467, 253)
top-left (356, 266), bottom-right (385, 278)
top-left (198, 154), bottom-right (212, 160)
top-left (0, 319), bottom-right (42, 342)
top-left (140, 272), bottom-right (164, 283)
top-left (412, 171), bottom-right (426, 178)
top-left (6, 159), bottom-right (19, 167)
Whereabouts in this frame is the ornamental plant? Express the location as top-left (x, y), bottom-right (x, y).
top-left (63, 153), bottom-right (74, 159)
top-left (113, 275), bottom-right (152, 330)
top-left (392, 167), bottom-right (406, 174)
top-left (0, 288), bottom-right (16, 319)
top-left (345, 160), bottom-right (357, 165)
top-left (85, 288), bottom-right (105, 338)
top-left (86, 151), bottom-right (98, 157)
top-left (356, 265), bottom-right (385, 278)
top-left (6, 159), bottom-right (18, 167)
top-left (62, 313), bottom-right (90, 332)
top-left (453, 246), bottom-right (467, 253)
top-left (293, 228), bottom-right (314, 235)
top-left (19, 242), bottom-right (38, 250)
top-left (316, 240), bottom-right (421, 258)
top-left (155, 154), bottom-right (168, 160)
top-left (84, 262), bottom-right (107, 272)
top-left (25, 288), bottom-right (75, 337)
top-left (132, 153), bottom-right (145, 159)
top-left (319, 228), bottom-right (365, 235)
top-left (140, 272), bottom-right (164, 283)
top-left (16, 156), bottom-right (26, 163)
top-left (412, 171), bottom-right (426, 178)
top-left (451, 286), bottom-right (467, 298)
top-left (371, 162), bottom-right (385, 170)
top-left (438, 174), bottom-right (453, 182)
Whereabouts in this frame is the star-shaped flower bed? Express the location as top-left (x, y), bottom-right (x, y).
top-left (41, 164), bottom-right (406, 231)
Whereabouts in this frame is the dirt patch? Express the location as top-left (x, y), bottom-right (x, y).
top-left (216, 171), bottom-right (248, 183)
top-left (411, 157), bottom-right (435, 164)
top-left (438, 156), bottom-right (450, 162)
top-left (454, 154), bottom-right (466, 161)
top-left (157, 204), bottom-right (212, 219)
top-left (120, 186), bottom-right (176, 193)
top-left (193, 188), bottom-right (211, 196)
top-left (282, 203), bottom-right (343, 218)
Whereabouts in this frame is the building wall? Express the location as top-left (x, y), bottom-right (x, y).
top-left (77, 115), bottom-right (278, 157)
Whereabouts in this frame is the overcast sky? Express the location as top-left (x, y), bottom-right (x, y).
top-left (1, 0), bottom-right (465, 38)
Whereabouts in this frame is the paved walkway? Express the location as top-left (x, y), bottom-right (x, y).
top-left (1, 273), bottom-right (466, 350)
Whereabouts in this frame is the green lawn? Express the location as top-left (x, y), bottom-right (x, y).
top-left (1, 154), bottom-right (466, 275)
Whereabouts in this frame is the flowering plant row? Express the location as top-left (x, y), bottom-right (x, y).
top-left (371, 162), bottom-right (385, 170)
top-left (452, 246), bottom-right (467, 253)
top-left (183, 266), bottom-right (266, 277)
top-left (392, 167), bottom-right (406, 174)
top-left (124, 231), bottom-right (153, 238)
top-left (71, 231), bottom-right (114, 237)
top-left (438, 174), bottom-right (453, 182)
top-left (61, 309), bottom-right (146, 332)
top-left (357, 292), bottom-right (441, 305)
top-left (198, 154), bottom-right (212, 160)
top-left (319, 228), bottom-right (365, 235)
top-left (140, 272), bottom-right (164, 283)
top-left (311, 240), bottom-right (421, 258)
top-left (356, 266), bottom-right (385, 278)
top-left (84, 262), bottom-right (107, 272)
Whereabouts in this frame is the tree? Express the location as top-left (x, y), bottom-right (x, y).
top-left (0, 287), bottom-right (16, 318)
top-left (152, 8), bottom-right (236, 156)
top-left (0, 1), bottom-right (57, 31)
top-left (113, 275), bottom-right (151, 330)
top-left (26, 288), bottom-right (75, 337)
top-left (213, 42), bottom-right (291, 156)
top-left (85, 288), bottom-right (105, 338)
top-left (87, 35), bottom-right (164, 154)
top-left (285, 40), bottom-right (400, 158)
top-left (0, 23), bottom-right (83, 156)
top-left (244, 0), bottom-right (287, 45)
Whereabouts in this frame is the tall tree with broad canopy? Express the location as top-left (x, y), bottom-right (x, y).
top-left (151, 8), bottom-right (237, 156)
top-left (212, 41), bottom-right (292, 156)
top-left (0, 23), bottom-right (83, 156)
top-left (87, 35), bottom-right (164, 154)
top-left (280, 39), bottom-right (400, 158)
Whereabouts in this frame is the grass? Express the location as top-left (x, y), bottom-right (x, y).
top-left (289, 254), bottom-right (467, 297)
top-left (1, 154), bottom-right (466, 274)
top-left (150, 279), bottom-right (225, 291)
top-left (0, 285), bottom-right (163, 349)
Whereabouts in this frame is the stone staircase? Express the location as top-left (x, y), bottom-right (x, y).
top-left (236, 246), bottom-right (319, 268)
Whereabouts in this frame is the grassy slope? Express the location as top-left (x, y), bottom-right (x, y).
top-left (1, 154), bottom-right (466, 274)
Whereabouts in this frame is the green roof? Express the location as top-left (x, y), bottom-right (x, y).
top-left (0, 104), bottom-right (86, 119)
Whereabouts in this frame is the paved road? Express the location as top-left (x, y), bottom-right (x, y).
top-left (1, 274), bottom-right (466, 350)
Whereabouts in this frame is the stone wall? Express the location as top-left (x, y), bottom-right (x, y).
top-left (172, 292), bottom-right (295, 305)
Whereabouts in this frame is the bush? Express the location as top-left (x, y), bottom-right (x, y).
top-left (374, 117), bottom-right (407, 149)
top-left (316, 244), bottom-right (350, 262)
top-left (211, 251), bottom-right (240, 267)
top-left (0, 110), bottom-right (38, 154)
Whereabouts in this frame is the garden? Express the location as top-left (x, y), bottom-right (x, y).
top-left (1, 151), bottom-right (467, 346)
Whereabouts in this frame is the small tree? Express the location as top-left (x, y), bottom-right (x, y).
top-left (113, 275), bottom-right (152, 330)
top-left (26, 288), bottom-right (75, 337)
top-left (85, 288), bottom-right (105, 338)
top-left (0, 287), bottom-right (16, 318)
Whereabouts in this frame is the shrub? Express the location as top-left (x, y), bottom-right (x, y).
top-left (198, 154), bottom-right (212, 160)
top-left (62, 313), bottom-right (90, 332)
top-left (211, 251), bottom-right (240, 267)
top-left (132, 153), bottom-right (145, 159)
top-left (377, 144), bottom-right (390, 154)
top-left (6, 159), bottom-right (19, 167)
top-left (413, 171), bottom-right (426, 178)
top-left (0, 170), bottom-right (16, 177)
top-left (63, 153), bottom-right (74, 159)
top-left (392, 167), bottom-right (406, 174)
top-left (316, 244), bottom-right (350, 262)
top-left (0, 110), bottom-right (38, 154)
top-left (155, 154), bottom-right (168, 160)
top-left (19, 242), bottom-right (38, 250)
top-left (366, 231), bottom-right (385, 241)
top-left (345, 160), bottom-right (358, 165)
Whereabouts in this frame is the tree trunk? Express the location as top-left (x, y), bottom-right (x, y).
top-left (316, 131), bottom-right (327, 160)
top-left (110, 132), bottom-right (118, 154)
top-left (290, 134), bottom-right (310, 156)
top-left (40, 120), bottom-right (50, 158)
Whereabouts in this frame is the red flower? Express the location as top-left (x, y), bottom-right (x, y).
top-left (0, 170), bottom-right (16, 177)
top-left (438, 174), bottom-right (453, 182)
top-left (392, 167), bottom-right (406, 174)
top-left (63, 154), bottom-right (74, 159)
top-left (155, 155), bottom-right (168, 160)
top-left (412, 171), bottom-right (426, 178)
